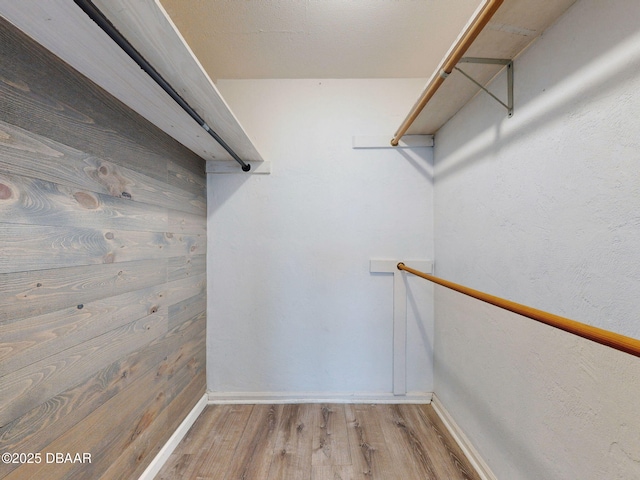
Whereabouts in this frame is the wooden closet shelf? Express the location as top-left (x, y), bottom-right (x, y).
top-left (393, 0), bottom-right (578, 140)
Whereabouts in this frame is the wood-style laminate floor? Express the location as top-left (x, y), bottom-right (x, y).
top-left (155, 403), bottom-right (481, 480)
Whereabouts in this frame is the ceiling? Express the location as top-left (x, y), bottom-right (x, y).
top-left (160, 0), bottom-right (485, 80)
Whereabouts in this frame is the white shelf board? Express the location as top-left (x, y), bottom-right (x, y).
top-left (402, 0), bottom-right (578, 135)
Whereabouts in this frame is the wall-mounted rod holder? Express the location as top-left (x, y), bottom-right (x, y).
top-left (456, 57), bottom-right (514, 117)
top-left (370, 259), bottom-right (433, 396)
top-left (73, 0), bottom-right (251, 171)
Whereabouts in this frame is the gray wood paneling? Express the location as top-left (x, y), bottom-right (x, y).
top-left (0, 224), bottom-right (203, 274)
top-left (0, 15), bottom-right (200, 183)
top-left (169, 254), bottom-right (206, 282)
top-left (1, 310), bottom-right (205, 469)
top-left (0, 259), bottom-right (168, 323)
top-left (0, 121), bottom-right (206, 216)
top-left (0, 16), bottom-right (206, 480)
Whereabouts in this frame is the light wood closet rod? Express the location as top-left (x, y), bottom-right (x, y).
top-left (397, 263), bottom-right (640, 358)
top-left (391, 0), bottom-right (504, 146)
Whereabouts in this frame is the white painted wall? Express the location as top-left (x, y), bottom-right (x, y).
top-left (433, 0), bottom-right (640, 478)
top-left (207, 79), bottom-right (434, 398)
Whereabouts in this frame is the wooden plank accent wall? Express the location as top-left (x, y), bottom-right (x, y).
top-left (0, 17), bottom-right (207, 480)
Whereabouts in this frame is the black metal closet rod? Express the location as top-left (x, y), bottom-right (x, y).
top-left (73, 0), bottom-right (251, 172)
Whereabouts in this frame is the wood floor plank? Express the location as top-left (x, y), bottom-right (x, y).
top-left (156, 453), bottom-right (194, 480)
top-left (311, 465), bottom-right (364, 480)
top-left (311, 404), bottom-right (352, 467)
top-left (414, 405), bottom-right (482, 480)
top-left (267, 403), bottom-right (315, 480)
top-left (394, 404), bottom-right (458, 479)
top-left (187, 405), bottom-right (254, 480)
top-left (156, 404), bottom-right (260, 480)
top-left (151, 403), bottom-right (482, 480)
top-left (377, 404), bottom-right (438, 480)
top-left (178, 405), bottom-right (228, 456)
top-left (223, 404), bottom-right (281, 480)
top-left (166, 405), bottom-right (254, 479)
top-left (344, 404), bottom-right (396, 479)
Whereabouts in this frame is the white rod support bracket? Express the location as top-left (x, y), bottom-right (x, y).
top-left (370, 259), bottom-right (433, 396)
top-left (206, 160), bottom-right (271, 175)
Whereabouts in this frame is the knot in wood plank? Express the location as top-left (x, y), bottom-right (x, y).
top-left (0, 183), bottom-right (13, 200)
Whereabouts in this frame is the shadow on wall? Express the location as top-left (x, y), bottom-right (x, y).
top-left (207, 169), bottom-right (255, 215)
top-left (210, 136), bottom-right (434, 216)
top-left (436, 333), bottom-right (640, 479)
top-left (435, 287), bottom-right (640, 479)
top-left (435, 29), bottom-right (640, 181)
top-left (395, 148), bottom-right (434, 184)
top-left (406, 279), bottom-right (434, 362)
top-left (435, 354), bottom-right (558, 479)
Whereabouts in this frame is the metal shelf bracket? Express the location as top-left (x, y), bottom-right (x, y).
top-left (455, 57), bottom-right (514, 117)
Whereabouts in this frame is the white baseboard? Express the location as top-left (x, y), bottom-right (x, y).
top-left (138, 393), bottom-right (208, 480)
top-left (207, 391), bottom-right (433, 404)
top-left (431, 394), bottom-right (497, 480)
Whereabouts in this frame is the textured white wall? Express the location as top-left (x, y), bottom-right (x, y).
top-left (207, 79), bottom-right (434, 397)
top-left (436, 289), bottom-right (640, 479)
top-left (433, 0), bottom-right (640, 478)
